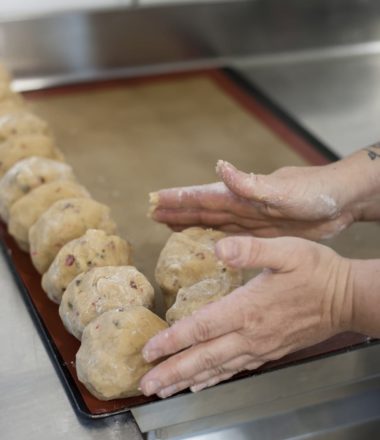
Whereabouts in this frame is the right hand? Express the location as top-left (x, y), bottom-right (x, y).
top-left (150, 160), bottom-right (357, 240)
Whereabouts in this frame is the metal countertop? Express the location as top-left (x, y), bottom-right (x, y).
top-left (2, 1), bottom-right (380, 439)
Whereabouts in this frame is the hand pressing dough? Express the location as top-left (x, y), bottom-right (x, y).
top-left (0, 134), bottom-right (64, 177)
top-left (60, 266), bottom-right (155, 340)
top-left (155, 227), bottom-right (243, 308)
top-left (29, 198), bottom-right (117, 274)
top-left (76, 307), bottom-right (168, 400)
top-left (8, 180), bottom-right (91, 251)
top-left (42, 229), bottom-right (132, 303)
top-left (0, 112), bottom-right (50, 142)
top-left (0, 157), bottom-right (75, 222)
top-left (166, 278), bottom-right (235, 325)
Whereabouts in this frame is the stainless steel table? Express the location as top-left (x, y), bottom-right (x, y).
top-left (2, 1), bottom-right (380, 439)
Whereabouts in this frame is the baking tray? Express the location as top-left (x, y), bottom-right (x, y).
top-left (1, 68), bottom-right (379, 419)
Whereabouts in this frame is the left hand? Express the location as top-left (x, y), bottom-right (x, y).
top-left (140, 235), bottom-right (353, 398)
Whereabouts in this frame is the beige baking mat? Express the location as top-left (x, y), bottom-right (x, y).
top-left (26, 75), bottom-right (380, 313)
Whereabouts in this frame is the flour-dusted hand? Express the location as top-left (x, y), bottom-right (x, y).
top-left (140, 235), bottom-right (353, 398)
top-left (150, 149), bottom-right (380, 240)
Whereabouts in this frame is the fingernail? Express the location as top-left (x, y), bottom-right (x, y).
top-left (144, 379), bottom-right (162, 396)
top-left (143, 348), bottom-right (162, 363)
top-left (216, 159), bottom-right (230, 174)
top-left (157, 384), bottom-right (179, 399)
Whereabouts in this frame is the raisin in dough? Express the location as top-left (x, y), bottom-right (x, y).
top-left (60, 266), bottom-right (155, 339)
top-left (166, 278), bottom-right (235, 325)
top-left (155, 227), bottom-right (243, 308)
top-left (76, 307), bottom-right (168, 400)
top-left (0, 134), bottom-right (64, 177)
top-left (0, 112), bottom-right (50, 142)
top-left (0, 157), bottom-right (75, 222)
top-left (8, 180), bottom-right (91, 251)
top-left (29, 198), bottom-right (117, 274)
top-left (42, 229), bottom-right (132, 303)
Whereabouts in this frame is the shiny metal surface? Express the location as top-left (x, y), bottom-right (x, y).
top-left (2, 0), bottom-right (380, 90)
top-left (148, 389), bottom-right (380, 439)
top-left (2, 1), bottom-right (380, 439)
top-left (236, 50), bottom-right (380, 157)
top-left (132, 343), bottom-right (380, 434)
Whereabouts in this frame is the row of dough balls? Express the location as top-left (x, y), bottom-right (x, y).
top-left (0, 65), bottom-right (168, 400)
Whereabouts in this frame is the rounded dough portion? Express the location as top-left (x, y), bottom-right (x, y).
top-left (8, 180), bottom-right (91, 251)
top-left (0, 65), bottom-right (11, 83)
top-left (0, 112), bottom-right (50, 142)
top-left (60, 266), bottom-right (155, 339)
top-left (166, 278), bottom-right (234, 325)
top-left (76, 307), bottom-right (168, 400)
top-left (0, 134), bottom-right (64, 177)
top-left (155, 227), bottom-right (243, 308)
top-left (42, 229), bottom-right (132, 303)
top-left (29, 198), bottom-right (117, 274)
top-left (0, 157), bottom-right (75, 222)
top-left (0, 97), bottom-right (26, 116)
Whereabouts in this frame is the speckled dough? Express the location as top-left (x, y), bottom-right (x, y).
top-left (166, 278), bottom-right (235, 325)
top-left (42, 229), bottom-right (132, 303)
top-left (76, 307), bottom-right (168, 400)
top-left (8, 180), bottom-right (91, 251)
top-left (155, 227), bottom-right (243, 308)
top-left (29, 198), bottom-right (117, 274)
top-left (0, 134), bottom-right (64, 177)
top-left (0, 157), bottom-right (75, 222)
top-left (60, 266), bottom-right (155, 339)
top-left (0, 112), bottom-right (50, 142)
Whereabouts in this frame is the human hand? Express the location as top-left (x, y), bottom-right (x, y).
top-left (150, 160), bottom-right (357, 240)
top-left (140, 235), bottom-right (353, 398)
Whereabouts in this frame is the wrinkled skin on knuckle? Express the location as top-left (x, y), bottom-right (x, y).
top-left (197, 351), bottom-right (220, 371)
top-left (191, 318), bottom-right (212, 343)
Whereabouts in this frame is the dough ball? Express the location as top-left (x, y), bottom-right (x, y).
top-left (42, 229), bottom-right (132, 303)
top-left (8, 180), bottom-right (91, 251)
top-left (29, 198), bottom-right (117, 274)
top-left (0, 157), bottom-right (75, 222)
top-left (0, 134), bottom-right (64, 177)
top-left (155, 227), bottom-right (243, 308)
top-left (60, 266), bottom-right (155, 339)
top-left (166, 278), bottom-right (234, 325)
top-left (76, 307), bottom-right (168, 400)
top-left (0, 112), bottom-right (50, 142)
top-left (0, 97), bottom-right (26, 116)
top-left (0, 65), bottom-right (11, 83)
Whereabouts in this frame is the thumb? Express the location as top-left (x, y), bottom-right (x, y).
top-left (216, 160), bottom-right (278, 203)
top-left (216, 236), bottom-right (300, 271)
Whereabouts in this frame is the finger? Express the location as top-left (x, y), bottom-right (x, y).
top-left (142, 294), bottom-right (245, 364)
top-left (150, 182), bottom-right (238, 211)
top-left (217, 160), bottom-right (282, 204)
top-left (216, 236), bottom-right (301, 271)
top-left (190, 371), bottom-right (236, 393)
top-left (150, 182), bottom-right (269, 219)
top-left (190, 354), bottom-right (257, 385)
top-left (153, 208), bottom-right (269, 229)
top-left (141, 332), bottom-right (248, 395)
